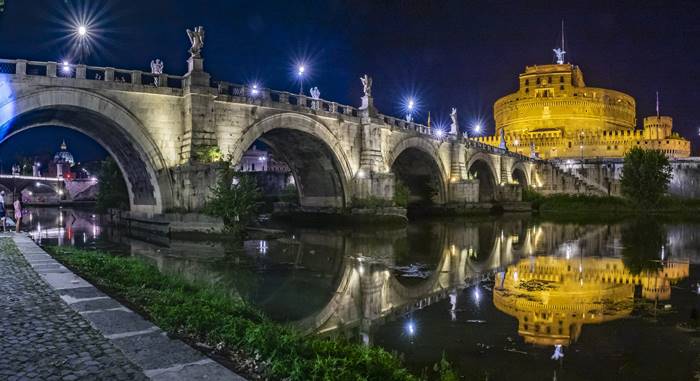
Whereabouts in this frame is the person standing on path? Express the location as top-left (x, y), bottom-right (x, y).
top-left (13, 198), bottom-right (22, 233)
top-left (0, 191), bottom-right (5, 232)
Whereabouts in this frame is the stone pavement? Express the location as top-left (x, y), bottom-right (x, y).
top-left (0, 234), bottom-right (245, 381)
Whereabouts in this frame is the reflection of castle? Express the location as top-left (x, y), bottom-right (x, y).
top-left (493, 257), bottom-right (689, 346)
top-left (476, 62), bottom-right (691, 159)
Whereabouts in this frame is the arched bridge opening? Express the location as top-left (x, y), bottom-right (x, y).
top-left (0, 90), bottom-right (172, 214)
top-left (512, 166), bottom-right (528, 188)
top-left (391, 147), bottom-right (445, 207)
top-left (233, 114), bottom-right (351, 211)
top-left (468, 159), bottom-right (497, 202)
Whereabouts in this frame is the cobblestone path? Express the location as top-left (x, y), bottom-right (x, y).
top-left (0, 237), bottom-right (147, 381)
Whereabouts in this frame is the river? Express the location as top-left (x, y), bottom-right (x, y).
top-left (23, 207), bottom-right (700, 380)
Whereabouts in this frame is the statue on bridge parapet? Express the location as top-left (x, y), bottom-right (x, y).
top-left (498, 129), bottom-right (508, 151)
top-left (450, 107), bottom-right (459, 135)
top-left (359, 74), bottom-right (374, 112)
top-left (187, 26), bottom-right (205, 58)
top-left (150, 59), bottom-right (164, 87)
top-left (310, 87), bottom-right (321, 110)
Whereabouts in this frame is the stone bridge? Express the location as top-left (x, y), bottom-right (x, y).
top-left (0, 52), bottom-right (558, 218)
top-left (0, 175), bottom-right (98, 203)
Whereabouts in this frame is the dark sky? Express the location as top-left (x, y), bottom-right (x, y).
top-left (1, 0), bottom-right (699, 160)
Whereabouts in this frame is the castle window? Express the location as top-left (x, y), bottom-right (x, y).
top-left (525, 88), bottom-right (529, 93)
top-left (560, 76), bottom-right (564, 83)
top-left (568, 142), bottom-right (572, 148)
top-left (525, 79), bottom-right (529, 85)
top-left (603, 131), bottom-right (607, 136)
top-left (560, 85), bottom-right (564, 90)
top-left (536, 78), bottom-right (541, 85)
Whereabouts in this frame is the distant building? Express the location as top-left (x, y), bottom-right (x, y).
top-left (477, 61), bottom-right (691, 159)
top-left (238, 145), bottom-right (291, 173)
top-left (48, 140), bottom-right (76, 179)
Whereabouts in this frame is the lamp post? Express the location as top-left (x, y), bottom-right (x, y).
top-left (406, 98), bottom-right (415, 122)
top-left (76, 25), bottom-right (88, 63)
top-left (297, 65), bottom-right (305, 95)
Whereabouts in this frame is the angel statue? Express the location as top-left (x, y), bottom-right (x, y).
top-left (450, 107), bottom-right (458, 134)
top-left (187, 26), bottom-right (205, 58)
top-left (150, 59), bottom-right (164, 87)
top-left (360, 74), bottom-right (372, 98)
top-left (309, 86), bottom-right (320, 99)
top-left (553, 47), bottom-right (566, 64)
top-left (309, 87), bottom-right (321, 110)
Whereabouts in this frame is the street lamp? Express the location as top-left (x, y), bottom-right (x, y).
top-left (297, 64), bottom-right (306, 95)
top-left (473, 123), bottom-right (482, 135)
top-left (75, 24), bottom-right (89, 63)
top-left (405, 98), bottom-right (415, 122)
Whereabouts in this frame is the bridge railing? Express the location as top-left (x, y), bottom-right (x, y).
top-left (0, 58), bottom-right (187, 90)
top-left (0, 58), bottom-right (543, 152)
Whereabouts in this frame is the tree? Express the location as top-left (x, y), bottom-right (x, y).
top-left (620, 147), bottom-right (671, 208)
top-left (203, 162), bottom-right (261, 231)
top-left (95, 157), bottom-right (129, 212)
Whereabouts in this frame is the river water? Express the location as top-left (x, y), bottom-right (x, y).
top-left (24, 207), bottom-right (700, 380)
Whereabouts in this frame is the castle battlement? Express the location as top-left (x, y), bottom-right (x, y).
top-left (481, 61), bottom-right (691, 159)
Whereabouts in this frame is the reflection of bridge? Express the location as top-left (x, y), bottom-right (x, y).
top-left (0, 30), bottom-right (590, 219)
top-left (0, 174), bottom-right (97, 203)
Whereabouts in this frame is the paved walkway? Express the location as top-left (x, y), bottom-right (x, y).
top-left (0, 234), bottom-right (245, 381)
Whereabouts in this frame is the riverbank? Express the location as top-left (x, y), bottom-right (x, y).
top-left (45, 246), bottom-right (451, 380)
top-left (526, 192), bottom-right (700, 216)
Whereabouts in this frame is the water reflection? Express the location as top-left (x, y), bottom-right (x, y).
top-left (24, 207), bottom-right (700, 379)
top-left (493, 256), bottom-right (689, 346)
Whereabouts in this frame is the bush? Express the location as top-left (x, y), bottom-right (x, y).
top-left (394, 180), bottom-right (410, 208)
top-left (620, 147), bottom-right (671, 208)
top-left (96, 157), bottom-right (129, 212)
top-left (203, 163), bottom-right (261, 231)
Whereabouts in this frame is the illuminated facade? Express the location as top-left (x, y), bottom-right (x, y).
top-left (477, 63), bottom-right (691, 159)
top-left (493, 256), bottom-right (688, 346)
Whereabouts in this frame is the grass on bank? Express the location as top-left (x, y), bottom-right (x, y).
top-left (523, 188), bottom-right (700, 215)
top-left (46, 246), bottom-right (442, 381)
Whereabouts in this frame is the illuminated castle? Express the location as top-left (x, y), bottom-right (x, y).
top-left (476, 60), bottom-right (691, 159)
top-left (493, 256), bottom-right (688, 346)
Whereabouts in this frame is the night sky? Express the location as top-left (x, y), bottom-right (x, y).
top-left (1, 0), bottom-right (699, 161)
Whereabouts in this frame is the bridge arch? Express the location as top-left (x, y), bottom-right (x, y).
top-left (467, 153), bottom-right (499, 202)
top-left (511, 162), bottom-right (530, 188)
top-left (0, 88), bottom-right (172, 214)
top-left (388, 137), bottom-right (448, 205)
top-left (232, 112), bottom-right (353, 208)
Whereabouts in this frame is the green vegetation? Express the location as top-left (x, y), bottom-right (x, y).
top-left (393, 180), bottom-right (410, 208)
top-left (621, 147), bottom-right (672, 208)
top-left (96, 157), bottom-right (129, 212)
top-left (351, 196), bottom-right (394, 209)
top-left (46, 246), bottom-right (424, 381)
top-left (194, 146), bottom-right (224, 163)
top-left (279, 184), bottom-right (299, 204)
top-left (203, 162), bottom-right (261, 231)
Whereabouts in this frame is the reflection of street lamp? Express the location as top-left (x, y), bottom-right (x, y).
top-left (579, 131), bottom-right (585, 170)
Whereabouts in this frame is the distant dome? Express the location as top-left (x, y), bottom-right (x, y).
top-left (53, 140), bottom-right (75, 165)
